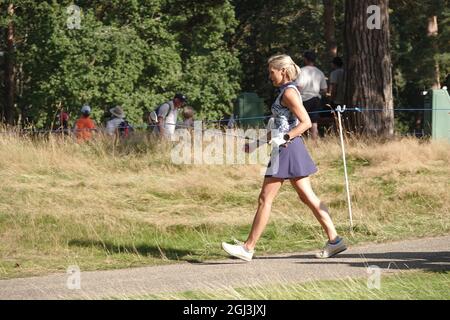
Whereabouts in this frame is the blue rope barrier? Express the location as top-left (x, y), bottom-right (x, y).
top-left (1, 106), bottom-right (449, 135)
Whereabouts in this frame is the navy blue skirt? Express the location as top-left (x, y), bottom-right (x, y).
top-left (265, 136), bottom-right (318, 179)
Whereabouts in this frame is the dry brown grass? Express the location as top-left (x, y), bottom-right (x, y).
top-left (0, 132), bottom-right (448, 227)
top-left (0, 132), bottom-right (449, 278)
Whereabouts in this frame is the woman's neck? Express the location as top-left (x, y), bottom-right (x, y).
top-left (278, 80), bottom-right (292, 88)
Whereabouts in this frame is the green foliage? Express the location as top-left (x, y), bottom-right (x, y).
top-left (19, 5), bottom-right (149, 125)
top-left (391, 0), bottom-right (450, 105)
top-left (1, 0), bottom-right (449, 128)
top-left (182, 51), bottom-right (242, 120)
top-left (1, 0), bottom-right (242, 126)
top-left (169, 0), bottom-right (242, 119)
top-left (390, 0), bottom-right (450, 131)
top-left (232, 0), bottom-right (345, 106)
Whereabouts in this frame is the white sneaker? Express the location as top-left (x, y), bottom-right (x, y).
top-left (315, 237), bottom-right (347, 259)
top-left (222, 241), bottom-right (254, 262)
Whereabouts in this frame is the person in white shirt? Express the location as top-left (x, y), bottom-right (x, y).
top-left (295, 51), bottom-right (327, 141)
top-left (329, 56), bottom-right (345, 106)
top-left (153, 93), bottom-right (187, 138)
top-left (106, 106), bottom-right (126, 136)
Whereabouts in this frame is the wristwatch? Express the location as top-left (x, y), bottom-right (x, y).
top-left (283, 133), bottom-right (291, 142)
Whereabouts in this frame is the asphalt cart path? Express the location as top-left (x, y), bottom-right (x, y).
top-left (1, 236), bottom-right (449, 299)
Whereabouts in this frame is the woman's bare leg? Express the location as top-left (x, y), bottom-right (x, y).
top-left (290, 177), bottom-right (338, 242)
top-left (244, 177), bottom-right (284, 250)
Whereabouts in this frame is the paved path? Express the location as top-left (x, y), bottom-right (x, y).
top-left (1, 236), bottom-right (449, 299)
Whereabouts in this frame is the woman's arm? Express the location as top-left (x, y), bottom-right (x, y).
top-left (281, 88), bottom-right (312, 139)
top-left (157, 116), bottom-right (165, 137)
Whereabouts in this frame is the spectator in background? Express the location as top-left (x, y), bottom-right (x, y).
top-left (328, 57), bottom-right (345, 107)
top-left (295, 51), bottom-right (327, 142)
top-left (106, 106), bottom-right (126, 136)
top-left (182, 106), bottom-right (195, 129)
top-left (227, 114), bottom-right (236, 129)
top-left (75, 105), bottom-right (96, 142)
top-left (59, 110), bottom-right (70, 135)
top-left (107, 106), bottom-right (134, 138)
top-left (219, 112), bottom-right (235, 130)
top-left (413, 115), bottom-right (424, 138)
top-left (153, 93), bottom-right (187, 138)
top-left (143, 109), bottom-right (154, 132)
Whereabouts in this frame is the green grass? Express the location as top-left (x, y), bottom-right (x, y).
top-left (0, 135), bottom-right (449, 279)
top-left (124, 270), bottom-right (450, 300)
top-left (0, 212), bottom-right (373, 279)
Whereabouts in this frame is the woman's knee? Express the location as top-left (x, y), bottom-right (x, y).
top-left (258, 192), bottom-right (274, 206)
top-left (300, 193), bottom-right (321, 210)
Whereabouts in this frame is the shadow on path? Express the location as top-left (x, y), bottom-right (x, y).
top-left (68, 239), bottom-right (196, 261)
top-left (255, 251), bottom-right (450, 272)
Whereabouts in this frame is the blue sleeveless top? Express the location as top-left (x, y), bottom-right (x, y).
top-left (271, 82), bottom-right (301, 134)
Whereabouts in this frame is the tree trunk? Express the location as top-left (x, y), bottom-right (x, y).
top-left (344, 0), bottom-right (394, 137)
top-left (323, 0), bottom-right (337, 60)
top-left (427, 15), bottom-right (440, 90)
top-left (4, 3), bottom-right (16, 125)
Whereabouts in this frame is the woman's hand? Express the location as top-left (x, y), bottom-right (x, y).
top-left (270, 135), bottom-right (287, 148)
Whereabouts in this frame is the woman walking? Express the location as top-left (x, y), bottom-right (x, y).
top-left (222, 54), bottom-right (347, 261)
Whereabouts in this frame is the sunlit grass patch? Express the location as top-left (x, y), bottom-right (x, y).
top-left (0, 134), bottom-right (449, 278)
top-left (124, 270), bottom-right (450, 300)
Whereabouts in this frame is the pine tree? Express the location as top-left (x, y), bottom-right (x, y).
top-left (344, 0), bottom-right (394, 136)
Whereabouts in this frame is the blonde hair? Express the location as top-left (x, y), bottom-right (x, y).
top-left (268, 54), bottom-right (301, 82)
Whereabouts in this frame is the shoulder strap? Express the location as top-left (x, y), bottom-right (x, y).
top-left (156, 101), bottom-right (173, 119)
top-left (285, 84), bottom-right (300, 93)
top-left (279, 84), bottom-right (301, 106)
top-left (167, 101), bottom-right (174, 117)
